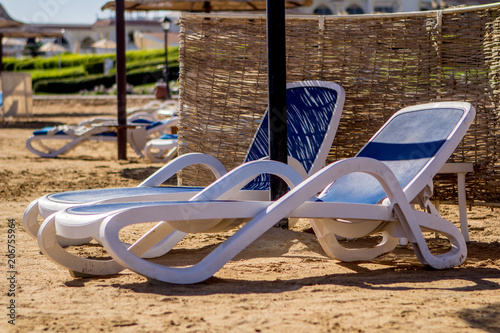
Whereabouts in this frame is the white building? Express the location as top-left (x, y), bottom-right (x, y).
top-left (299, 0), bottom-right (495, 15)
top-left (37, 18), bottom-right (178, 54)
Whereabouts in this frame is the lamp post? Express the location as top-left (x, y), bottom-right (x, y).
top-left (433, 0), bottom-right (446, 9)
top-left (58, 28), bottom-right (65, 71)
top-left (160, 17), bottom-right (172, 99)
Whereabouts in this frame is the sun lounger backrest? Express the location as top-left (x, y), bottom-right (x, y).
top-left (319, 102), bottom-right (475, 204)
top-left (243, 81), bottom-right (343, 190)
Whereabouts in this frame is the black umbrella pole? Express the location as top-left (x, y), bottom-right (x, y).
top-left (0, 34), bottom-right (3, 75)
top-left (116, 0), bottom-right (127, 160)
top-left (267, 0), bottom-right (288, 228)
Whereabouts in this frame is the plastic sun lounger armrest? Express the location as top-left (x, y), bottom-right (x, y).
top-left (139, 153), bottom-right (228, 187)
top-left (256, 155), bottom-right (308, 179)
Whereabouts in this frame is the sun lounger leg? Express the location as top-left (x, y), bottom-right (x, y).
top-left (37, 215), bottom-right (124, 276)
top-left (310, 219), bottom-right (399, 262)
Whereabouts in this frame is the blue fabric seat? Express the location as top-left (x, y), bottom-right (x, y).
top-left (321, 107), bottom-right (464, 205)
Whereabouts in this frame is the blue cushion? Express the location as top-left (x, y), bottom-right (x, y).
top-left (160, 134), bottom-right (178, 140)
top-left (32, 118), bottom-right (161, 137)
top-left (319, 108), bottom-right (464, 204)
top-left (94, 131), bottom-right (117, 137)
top-left (243, 86), bottom-right (338, 190)
top-left (131, 118), bottom-right (154, 124)
top-left (145, 121), bottom-right (164, 130)
top-left (33, 127), bottom-right (65, 136)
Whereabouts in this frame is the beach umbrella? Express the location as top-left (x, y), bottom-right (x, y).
top-left (0, 4), bottom-right (23, 28)
top-left (39, 41), bottom-right (67, 71)
top-left (0, 4), bottom-right (24, 73)
top-left (114, 0), bottom-right (128, 159)
top-left (0, 24), bottom-right (62, 38)
top-left (91, 38), bottom-right (117, 50)
top-left (2, 37), bottom-right (25, 46)
top-left (39, 41), bottom-right (67, 53)
top-left (102, 0), bottom-right (310, 12)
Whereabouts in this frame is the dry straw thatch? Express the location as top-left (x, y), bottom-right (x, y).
top-left (176, 3), bottom-right (500, 205)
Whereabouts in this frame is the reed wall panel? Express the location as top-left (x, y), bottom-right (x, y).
top-left (177, 4), bottom-right (500, 204)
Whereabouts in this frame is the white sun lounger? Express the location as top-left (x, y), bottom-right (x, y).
top-left (24, 80), bottom-right (345, 250)
top-left (25, 115), bottom-right (178, 158)
top-left (37, 101), bottom-right (474, 282)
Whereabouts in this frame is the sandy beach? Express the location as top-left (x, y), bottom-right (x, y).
top-left (1, 97), bottom-right (500, 332)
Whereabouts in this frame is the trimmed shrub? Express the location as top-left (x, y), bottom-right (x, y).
top-left (34, 73), bottom-right (116, 93)
top-left (33, 64), bottom-right (179, 94)
top-left (84, 60), bottom-right (105, 74)
top-left (126, 58), bottom-right (164, 71)
top-left (126, 65), bottom-right (163, 86)
top-left (3, 58), bottom-right (17, 71)
top-left (6, 49), bottom-right (175, 72)
top-left (9, 48), bottom-right (180, 93)
top-left (30, 66), bottom-right (87, 86)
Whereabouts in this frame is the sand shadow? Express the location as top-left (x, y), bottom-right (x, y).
top-left (119, 167), bottom-right (178, 185)
top-left (1, 120), bottom-right (64, 129)
top-left (466, 240), bottom-right (500, 261)
top-left (121, 167), bottom-right (160, 181)
top-left (92, 238), bottom-right (500, 296)
top-left (26, 155), bottom-right (115, 162)
top-left (58, 234), bottom-right (500, 294)
top-left (2, 100), bottom-right (18, 117)
top-left (456, 303), bottom-right (500, 332)
top-left (33, 112), bottom-right (114, 118)
top-left (101, 266), bottom-right (500, 297)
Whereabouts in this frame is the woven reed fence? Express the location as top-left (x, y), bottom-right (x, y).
top-left (176, 3), bottom-right (500, 205)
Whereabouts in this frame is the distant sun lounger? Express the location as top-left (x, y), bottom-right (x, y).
top-left (26, 115), bottom-right (178, 158)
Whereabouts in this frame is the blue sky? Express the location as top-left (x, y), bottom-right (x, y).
top-left (1, 0), bottom-right (118, 24)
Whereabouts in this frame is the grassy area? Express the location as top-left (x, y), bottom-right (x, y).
top-left (4, 48), bottom-right (179, 95)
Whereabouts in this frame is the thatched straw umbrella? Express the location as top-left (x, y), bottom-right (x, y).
top-left (0, 4), bottom-right (22, 29)
top-left (102, 0), bottom-right (309, 13)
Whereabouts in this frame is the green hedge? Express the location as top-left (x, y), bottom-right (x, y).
top-left (84, 60), bottom-right (105, 74)
top-left (3, 48), bottom-right (176, 71)
top-left (6, 48), bottom-right (180, 93)
top-left (34, 73), bottom-right (116, 93)
top-left (126, 58), bottom-right (166, 71)
top-left (5, 53), bottom-right (103, 71)
top-left (126, 65), bottom-right (164, 86)
top-left (33, 64), bottom-right (179, 94)
top-left (30, 66), bottom-right (87, 87)
top-left (78, 57), bottom-right (173, 76)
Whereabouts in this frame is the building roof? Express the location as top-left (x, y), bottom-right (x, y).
top-left (0, 24), bottom-right (63, 38)
top-left (102, 0), bottom-right (312, 12)
top-left (0, 3), bottom-right (22, 28)
top-left (26, 18), bottom-right (164, 32)
top-left (92, 18), bottom-right (162, 28)
top-left (447, 0), bottom-right (500, 5)
top-left (35, 23), bottom-right (93, 31)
